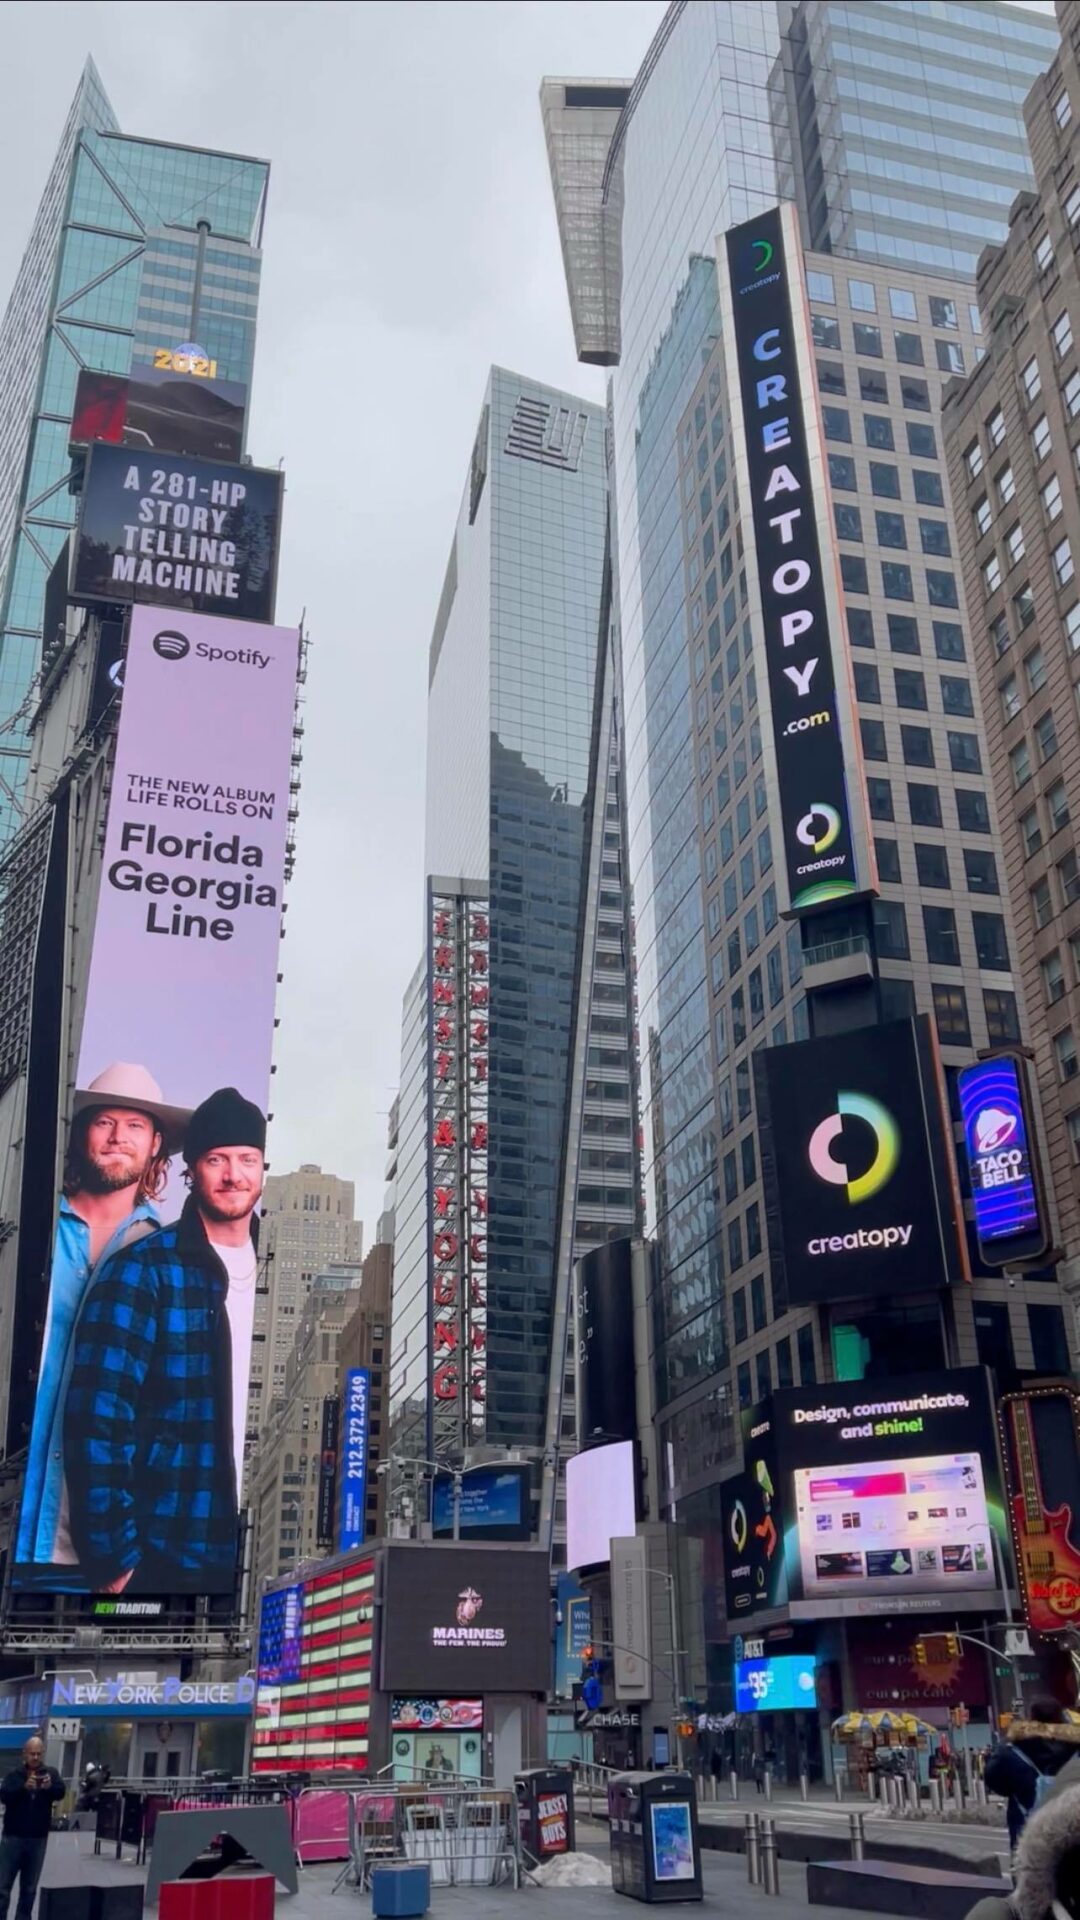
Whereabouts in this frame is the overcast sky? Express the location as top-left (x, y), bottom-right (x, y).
top-left (0, 0), bottom-right (662, 1238)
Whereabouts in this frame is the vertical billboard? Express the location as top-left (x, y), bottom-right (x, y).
top-left (1000, 1389), bottom-right (1080, 1635)
top-left (317, 1396), bottom-right (340, 1550)
top-left (339, 1367), bottom-right (371, 1552)
top-left (755, 1016), bottom-right (967, 1306)
top-left (575, 1238), bottom-right (637, 1447)
top-left (958, 1056), bottom-right (1049, 1266)
top-left (14, 605), bottom-right (298, 1596)
top-left (720, 202), bottom-right (873, 912)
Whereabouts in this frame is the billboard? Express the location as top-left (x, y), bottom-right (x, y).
top-left (958, 1056), bottom-right (1049, 1266)
top-left (734, 1653), bottom-right (816, 1714)
top-left (1000, 1389), bottom-right (1080, 1635)
top-left (253, 1556), bottom-right (376, 1773)
top-left (721, 202), bottom-right (873, 913)
top-left (14, 605), bottom-right (298, 1596)
top-left (732, 1373), bottom-right (1008, 1621)
top-left (379, 1545), bottom-right (552, 1695)
top-left (317, 1396), bottom-right (340, 1550)
top-left (432, 1464), bottom-right (530, 1540)
top-left (566, 1440), bottom-right (637, 1572)
top-left (70, 362), bottom-right (247, 465)
top-left (575, 1238), bottom-right (637, 1447)
top-left (71, 443), bottom-right (282, 624)
top-left (554, 1572), bottom-right (591, 1699)
top-left (756, 1016), bottom-right (967, 1306)
top-left (340, 1367), bottom-right (371, 1552)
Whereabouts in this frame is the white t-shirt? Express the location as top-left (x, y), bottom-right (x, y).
top-left (209, 1238), bottom-right (257, 1490)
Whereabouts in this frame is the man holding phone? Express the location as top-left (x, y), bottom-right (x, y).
top-left (0, 1738), bottom-right (65, 1920)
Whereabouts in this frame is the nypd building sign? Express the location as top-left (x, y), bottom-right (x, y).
top-left (722, 203), bottom-right (871, 914)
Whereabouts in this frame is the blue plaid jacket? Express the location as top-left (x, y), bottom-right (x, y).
top-left (64, 1199), bottom-right (240, 1590)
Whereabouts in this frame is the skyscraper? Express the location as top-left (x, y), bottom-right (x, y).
top-left (388, 368), bottom-right (636, 1533)
top-left (253, 1165), bottom-right (363, 1438)
top-left (544, 0), bottom-right (1070, 1743)
top-left (0, 59), bottom-right (268, 835)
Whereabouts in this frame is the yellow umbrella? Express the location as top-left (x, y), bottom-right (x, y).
top-left (832, 1709), bottom-right (937, 1739)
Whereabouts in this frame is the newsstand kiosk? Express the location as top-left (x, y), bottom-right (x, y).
top-left (609, 1772), bottom-right (703, 1903)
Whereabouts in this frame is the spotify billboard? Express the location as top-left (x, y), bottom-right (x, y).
top-left (721, 201), bottom-right (874, 914)
top-left (755, 1016), bottom-right (968, 1305)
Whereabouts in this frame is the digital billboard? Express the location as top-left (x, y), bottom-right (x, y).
top-left (756, 1016), bottom-right (966, 1306)
top-left (379, 1545), bottom-right (552, 1695)
top-left (959, 1056), bottom-right (1049, 1266)
top-left (14, 605), bottom-right (298, 1596)
top-left (70, 363), bottom-right (247, 465)
top-left (317, 1396), bottom-right (340, 1550)
top-left (566, 1440), bottom-right (637, 1572)
top-left (734, 1653), bottom-right (816, 1714)
top-left (71, 443), bottom-right (282, 624)
top-left (721, 202), bottom-right (873, 913)
top-left (340, 1367), bottom-right (370, 1552)
top-left (736, 1372), bottom-right (1008, 1620)
top-left (432, 1464), bottom-right (530, 1540)
top-left (575, 1238), bottom-right (638, 1447)
top-left (1000, 1389), bottom-right (1080, 1635)
top-left (253, 1556), bottom-right (376, 1773)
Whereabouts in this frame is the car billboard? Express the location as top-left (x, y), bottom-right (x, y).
top-left (13, 605), bottom-right (298, 1596)
top-left (70, 363), bottom-right (247, 466)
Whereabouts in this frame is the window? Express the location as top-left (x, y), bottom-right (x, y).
top-left (870, 462), bottom-right (901, 498)
top-left (913, 470), bottom-right (944, 507)
top-left (850, 278), bottom-right (877, 312)
top-left (929, 295), bottom-right (957, 330)
top-left (888, 613), bottom-right (920, 654)
top-left (965, 440), bottom-right (984, 480)
top-left (991, 612), bottom-right (1011, 658)
top-left (1062, 1020), bottom-right (1080, 1097)
top-left (907, 423), bottom-right (934, 457)
top-left (1048, 782), bottom-right (1071, 843)
top-left (737, 1361), bottom-right (752, 1408)
top-left (973, 912), bottom-right (1009, 970)
top-left (985, 988), bottom-right (1021, 1045)
top-left (902, 725), bottom-right (934, 767)
top-left (1055, 90), bottom-right (1073, 130)
top-left (1066, 370), bottom-right (1080, 420)
top-left (875, 836), bottom-right (901, 883)
top-left (1006, 522), bottom-right (1026, 568)
top-left (988, 409), bottom-right (1006, 448)
top-left (1036, 709), bottom-right (1059, 763)
top-left (933, 983), bottom-right (971, 1046)
top-left (829, 453), bottom-right (856, 490)
top-left (973, 496), bottom-right (992, 538)
top-left (867, 776), bottom-right (893, 820)
top-left (983, 553), bottom-right (1003, 597)
top-left (895, 667), bottom-right (926, 708)
top-left (923, 905), bottom-right (960, 965)
top-left (1011, 739), bottom-right (1033, 789)
top-left (797, 1322), bottom-right (816, 1385)
top-left (755, 1351), bottom-right (772, 1402)
top-left (1036, 233), bottom-right (1055, 274)
top-left (853, 661), bottom-right (880, 702)
top-left (860, 716), bottom-right (887, 761)
top-left (889, 287), bottom-right (917, 321)
top-left (1033, 415), bottom-right (1052, 463)
top-left (874, 898), bottom-right (910, 958)
top-left (732, 1287), bottom-right (747, 1344)
top-left (948, 732), bottom-right (981, 774)
top-left (1026, 647), bottom-right (1047, 695)
top-left (865, 413), bottom-right (895, 450)
top-left (834, 502), bottom-right (862, 542)
top-left (1030, 1304), bottom-right (1071, 1376)
top-left (915, 842), bottom-right (950, 888)
top-left (823, 406), bottom-right (851, 443)
top-left (894, 330), bottom-right (924, 365)
top-left (880, 978), bottom-right (917, 1022)
top-left (1021, 806), bottom-right (1043, 857)
top-left (818, 358), bottom-right (846, 395)
top-left (859, 368), bottom-right (888, 406)
top-left (934, 621), bottom-right (965, 661)
top-left (776, 1336), bottom-right (793, 1388)
top-left (882, 560), bottom-right (913, 600)
top-left (936, 339), bottom-right (965, 376)
top-left (1022, 356), bottom-right (1042, 402)
top-left (1000, 673), bottom-right (1022, 722)
top-left (927, 569), bottom-right (959, 608)
top-left (1069, 1110), bottom-right (1080, 1166)
top-left (1067, 604), bottom-right (1080, 653)
top-left (1068, 184), bottom-right (1080, 228)
top-left (808, 268), bottom-right (834, 303)
top-left (1014, 583), bottom-right (1036, 629)
top-left (1042, 474), bottom-right (1063, 524)
top-left (1054, 538), bottom-right (1075, 587)
top-left (998, 465), bottom-right (1016, 504)
top-left (908, 781), bottom-right (942, 826)
top-left (812, 312), bottom-right (841, 350)
top-left (964, 849), bottom-right (999, 895)
top-left (957, 789), bottom-right (990, 834)
top-left (876, 510), bottom-right (907, 548)
top-left (901, 376), bottom-right (931, 411)
top-left (848, 607), bottom-right (875, 648)
top-left (941, 675), bottom-right (973, 716)
top-left (1053, 309), bottom-right (1074, 359)
top-left (853, 321), bottom-right (882, 357)
top-left (1060, 849), bottom-right (1080, 907)
top-left (1033, 876), bottom-right (1053, 927)
top-left (1043, 951), bottom-right (1066, 1005)
top-left (841, 553), bottom-right (868, 593)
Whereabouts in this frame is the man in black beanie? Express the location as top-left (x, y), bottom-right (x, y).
top-left (63, 1088), bottom-right (266, 1592)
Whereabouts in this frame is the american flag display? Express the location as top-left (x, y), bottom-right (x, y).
top-left (252, 1555), bottom-right (376, 1773)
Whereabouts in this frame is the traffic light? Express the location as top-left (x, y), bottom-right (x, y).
top-left (914, 1639), bottom-right (927, 1666)
top-left (945, 1634), bottom-right (960, 1659)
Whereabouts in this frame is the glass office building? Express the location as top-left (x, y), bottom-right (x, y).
top-left (0, 57), bottom-right (268, 837)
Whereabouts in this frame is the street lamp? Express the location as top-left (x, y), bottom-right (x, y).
top-left (377, 1456), bottom-right (464, 1540)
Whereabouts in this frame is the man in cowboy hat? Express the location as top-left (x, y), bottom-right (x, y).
top-left (64, 1088), bottom-right (266, 1592)
top-left (16, 1064), bottom-right (189, 1572)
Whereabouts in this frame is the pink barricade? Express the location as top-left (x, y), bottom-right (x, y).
top-left (293, 1788), bottom-right (351, 1864)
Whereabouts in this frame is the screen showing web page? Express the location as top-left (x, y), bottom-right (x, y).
top-left (794, 1451), bottom-right (994, 1598)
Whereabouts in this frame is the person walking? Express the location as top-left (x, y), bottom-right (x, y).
top-left (0, 1738), bottom-right (65, 1920)
top-left (966, 1783), bottom-right (1080, 1918)
top-left (985, 1699), bottom-right (1079, 1854)
top-left (752, 1752), bottom-right (765, 1794)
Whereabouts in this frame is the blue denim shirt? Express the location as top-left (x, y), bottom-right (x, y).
top-left (17, 1193), bottom-right (159, 1565)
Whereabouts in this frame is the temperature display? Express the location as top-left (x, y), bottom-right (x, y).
top-left (733, 1654), bottom-right (817, 1714)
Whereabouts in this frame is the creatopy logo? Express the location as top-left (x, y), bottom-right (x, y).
top-left (975, 1106), bottom-right (1018, 1153)
top-left (807, 1091), bottom-right (899, 1204)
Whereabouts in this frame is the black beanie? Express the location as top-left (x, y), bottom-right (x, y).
top-left (184, 1087), bottom-right (266, 1164)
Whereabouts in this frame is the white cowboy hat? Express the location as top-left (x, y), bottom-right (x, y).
top-left (72, 1063), bottom-right (191, 1154)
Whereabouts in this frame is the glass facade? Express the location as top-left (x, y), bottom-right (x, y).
top-left (0, 61), bottom-right (268, 837)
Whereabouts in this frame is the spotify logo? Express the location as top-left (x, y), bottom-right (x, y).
top-left (152, 630), bottom-right (190, 662)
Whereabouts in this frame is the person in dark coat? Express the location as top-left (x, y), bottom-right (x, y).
top-left (0, 1739), bottom-right (65, 1920)
top-left (967, 1783), bottom-right (1080, 1919)
top-left (985, 1699), bottom-right (1078, 1853)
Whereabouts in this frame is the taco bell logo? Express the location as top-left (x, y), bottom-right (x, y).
top-left (975, 1107), bottom-right (1017, 1154)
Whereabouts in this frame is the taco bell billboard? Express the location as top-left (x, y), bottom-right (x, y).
top-left (14, 605), bottom-right (298, 1598)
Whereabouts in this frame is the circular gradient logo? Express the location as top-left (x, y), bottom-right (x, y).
top-left (152, 629), bottom-right (190, 662)
top-left (751, 237), bottom-right (774, 274)
top-left (729, 1500), bottom-right (748, 1555)
top-left (796, 804), bottom-right (841, 855)
top-left (808, 1091), bottom-right (900, 1204)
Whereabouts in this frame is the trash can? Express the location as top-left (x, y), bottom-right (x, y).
top-left (608, 1772), bottom-right (703, 1903)
top-left (514, 1767), bottom-right (576, 1865)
